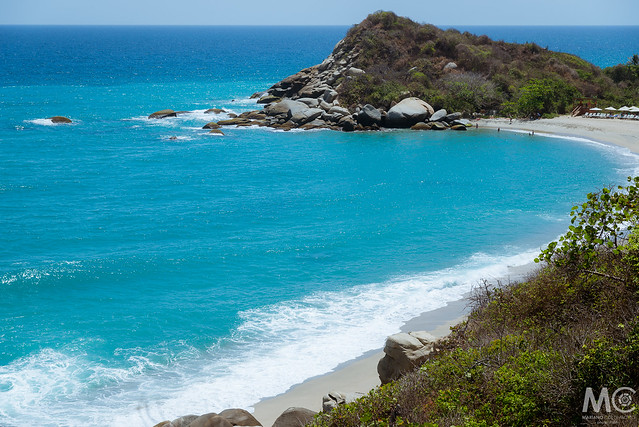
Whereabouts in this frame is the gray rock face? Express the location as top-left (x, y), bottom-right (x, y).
top-left (322, 391), bottom-right (365, 412)
top-left (377, 331), bottom-right (436, 384)
top-left (445, 112), bottom-right (463, 122)
top-left (218, 408), bottom-right (262, 426)
top-left (290, 108), bottom-right (323, 125)
top-left (356, 104), bottom-right (382, 126)
top-left (429, 109), bottom-right (448, 122)
top-left (272, 407), bottom-right (317, 427)
top-left (338, 115), bottom-right (356, 132)
top-left (297, 98), bottom-right (320, 108)
top-left (188, 413), bottom-right (233, 427)
top-left (328, 106), bottom-right (350, 116)
top-left (322, 89), bottom-right (338, 103)
top-left (385, 97), bottom-right (435, 128)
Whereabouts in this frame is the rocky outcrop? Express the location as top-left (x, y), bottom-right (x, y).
top-left (272, 407), bottom-right (317, 427)
top-left (377, 331), bottom-right (436, 384)
top-left (49, 116), bottom-right (72, 123)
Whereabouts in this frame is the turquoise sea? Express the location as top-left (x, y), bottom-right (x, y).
top-left (1, 26), bottom-right (639, 426)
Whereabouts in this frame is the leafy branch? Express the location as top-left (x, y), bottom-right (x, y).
top-left (536, 177), bottom-right (639, 275)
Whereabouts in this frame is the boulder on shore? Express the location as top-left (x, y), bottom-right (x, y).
top-left (49, 116), bottom-right (72, 124)
top-left (322, 391), bottom-right (365, 412)
top-left (429, 109), bottom-right (448, 122)
top-left (357, 104), bottom-right (382, 126)
top-left (385, 97), bottom-right (434, 128)
top-left (218, 408), bottom-right (262, 426)
top-left (377, 331), bottom-right (436, 384)
top-left (272, 407), bottom-right (317, 427)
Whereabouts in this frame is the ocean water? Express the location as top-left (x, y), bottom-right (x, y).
top-left (1, 25), bottom-right (638, 426)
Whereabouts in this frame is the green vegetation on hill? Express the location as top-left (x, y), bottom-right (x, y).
top-left (335, 11), bottom-right (639, 116)
top-left (312, 178), bottom-right (639, 426)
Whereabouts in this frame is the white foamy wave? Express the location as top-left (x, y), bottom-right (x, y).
top-left (1, 249), bottom-right (539, 426)
top-left (110, 248), bottom-right (540, 425)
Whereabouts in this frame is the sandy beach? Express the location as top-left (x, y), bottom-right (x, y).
top-left (479, 116), bottom-right (639, 154)
top-left (248, 115), bottom-right (639, 427)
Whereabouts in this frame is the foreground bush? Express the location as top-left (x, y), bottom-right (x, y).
top-left (312, 179), bottom-right (639, 426)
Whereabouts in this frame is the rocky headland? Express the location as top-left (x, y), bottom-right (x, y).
top-left (146, 10), bottom-right (637, 134)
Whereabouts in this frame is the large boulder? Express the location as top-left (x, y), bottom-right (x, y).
top-left (272, 408), bottom-right (317, 427)
top-left (322, 391), bottom-right (365, 412)
top-left (429, 109), bottom-right (448, 122)
top-left (377, 331), bottom-right (436, 384)
top-left (385, 98), bottom-right (434, 128)
top-left (356, 104), bottom-right (382, 126)
top-left (290, 108), bottom-right (323, 125)
top-left (445, 112), bottom-right (463, 122)
top-left (264, 99), bottom-right (308, 119)
top-left (168, 415), bottom-right (199, 427)
top-left (338, 115), bottom-right (356, 132)
top-left (148, 109), bottom-right (177, 119)
top-left (188, 414), bottom-right (233, 427)
top-left (218, 409), bottom-right (262, 426)
top-left (49, 116), bottom-right (72, 124)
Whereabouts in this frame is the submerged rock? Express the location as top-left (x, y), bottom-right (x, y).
top-left (203, 122), bottom-right (220, 129)
top-left (49, 116), bottom-right (72, 124)
top-left (148, 109), bottom-right (177, 119)
top-left (204, 108), bottom-right (226, 114)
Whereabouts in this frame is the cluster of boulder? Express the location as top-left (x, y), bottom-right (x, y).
top-left (156, 331), bottom-right (436, 427)
top-left (148, 37), bottom-right (473, 134)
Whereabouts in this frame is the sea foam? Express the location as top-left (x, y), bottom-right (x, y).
top-left (0, 248), bottom-right (539, 426)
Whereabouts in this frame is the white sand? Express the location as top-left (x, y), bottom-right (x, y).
top-left (479, 116), bottom-right (639, 154)
top-left (249, 116), bottom-right (639, 426)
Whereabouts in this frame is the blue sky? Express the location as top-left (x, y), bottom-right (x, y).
top-left (2, 0), bottom-right (638, 25)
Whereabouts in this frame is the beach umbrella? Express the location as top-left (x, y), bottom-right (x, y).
top-left (619, 106), bottom-right (630, 111)
top-left (605, 107), bottom-right (617, 111)
top-left (629, 106), bottom-right (639, 112)
top-left (589, 107), bottom-right (602, 111)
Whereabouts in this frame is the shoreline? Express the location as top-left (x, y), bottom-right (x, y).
top-left (250, 115), bottom-right (639, 427)
top-left (251, 260), bottom-right (538, 426)
top-left (478, 116), bottom-right (639, 155)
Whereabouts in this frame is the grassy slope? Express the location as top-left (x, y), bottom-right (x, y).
top-left (334, 12), bottom-right (639, 115)
top-left (311, 180), bottom-right (639, 426)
